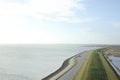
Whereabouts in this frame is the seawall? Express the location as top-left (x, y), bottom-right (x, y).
top-left (42, 56), bottom-right (75, 80)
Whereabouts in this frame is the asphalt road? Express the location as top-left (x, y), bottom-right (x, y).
top-left (57, 51), bottom-right (89, 80)
top-left (49, 57), bottom-right (75, 80)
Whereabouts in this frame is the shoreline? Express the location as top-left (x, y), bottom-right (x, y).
top-left (42, 51), bottom-right (89, 80)
top-left (42, 55), bottom-right (77, 80)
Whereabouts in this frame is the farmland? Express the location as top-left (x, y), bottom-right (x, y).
top-left (104, 46), bottom-right (120, 57)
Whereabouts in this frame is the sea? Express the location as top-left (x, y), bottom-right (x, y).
top-left (108, 55), bottom-right (120, 76)
top-left (0, 44), bottom-right (100, 80)
top-left (109, 56), bottom-right (120, 68)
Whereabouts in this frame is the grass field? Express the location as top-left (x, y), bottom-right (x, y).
top-left (74, 49), bottom-right (119, 80)
top-left (99, 51), bottom-right (119, 80)
top-left (104, 47), bottom-right (120, 57)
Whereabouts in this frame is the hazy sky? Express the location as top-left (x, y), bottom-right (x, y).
top-left (0, 0), bottom-right (120, 44)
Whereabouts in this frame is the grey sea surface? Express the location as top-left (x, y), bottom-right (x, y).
top-left (0, 44), bottom-right (99, 80)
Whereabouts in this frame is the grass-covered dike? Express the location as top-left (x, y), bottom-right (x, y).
top-left (74, 49), bottom-right (119, 80)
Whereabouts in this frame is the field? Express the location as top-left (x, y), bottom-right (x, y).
top-left (104, 46), bottom-right (120, 57)
top-left (74, 49), bottom-right (119, 80)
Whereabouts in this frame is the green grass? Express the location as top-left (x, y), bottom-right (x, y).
top-left (73, 51), bottom-right (90, 80)
top-left (99, 51), bottom-right (119, 80)
top-left (74, 49), bottom-right (119, 80)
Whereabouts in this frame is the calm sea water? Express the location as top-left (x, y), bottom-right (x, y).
top-left (109, 56), bottom-right (120, 70)
top-left (0, 44), bottom-right (99, 80)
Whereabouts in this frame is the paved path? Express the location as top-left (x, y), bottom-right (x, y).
top-left (57, 51), bottom-right (89, 80)
top-left (42, 51), bottom-right (89, 80)
top-left (49, 57), bottom-right (76, 80)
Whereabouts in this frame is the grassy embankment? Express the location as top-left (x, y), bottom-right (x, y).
top-left (74, 49), bottom-right (119, 80)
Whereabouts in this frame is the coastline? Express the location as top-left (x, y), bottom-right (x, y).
top-left (42, 47), bottom-right (120, 80)
top-left (42, 51), bottom-right (89, 80)
top-left (42, 55), bottom-right (77, 80)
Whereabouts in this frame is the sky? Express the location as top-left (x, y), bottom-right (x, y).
top-left (0, 0), bottom-right (120, 44)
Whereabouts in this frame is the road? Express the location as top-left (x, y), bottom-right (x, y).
top-left (49, 57), bottom-right (76, 80)
top-left (57, 51), bottom-right (89, 80)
